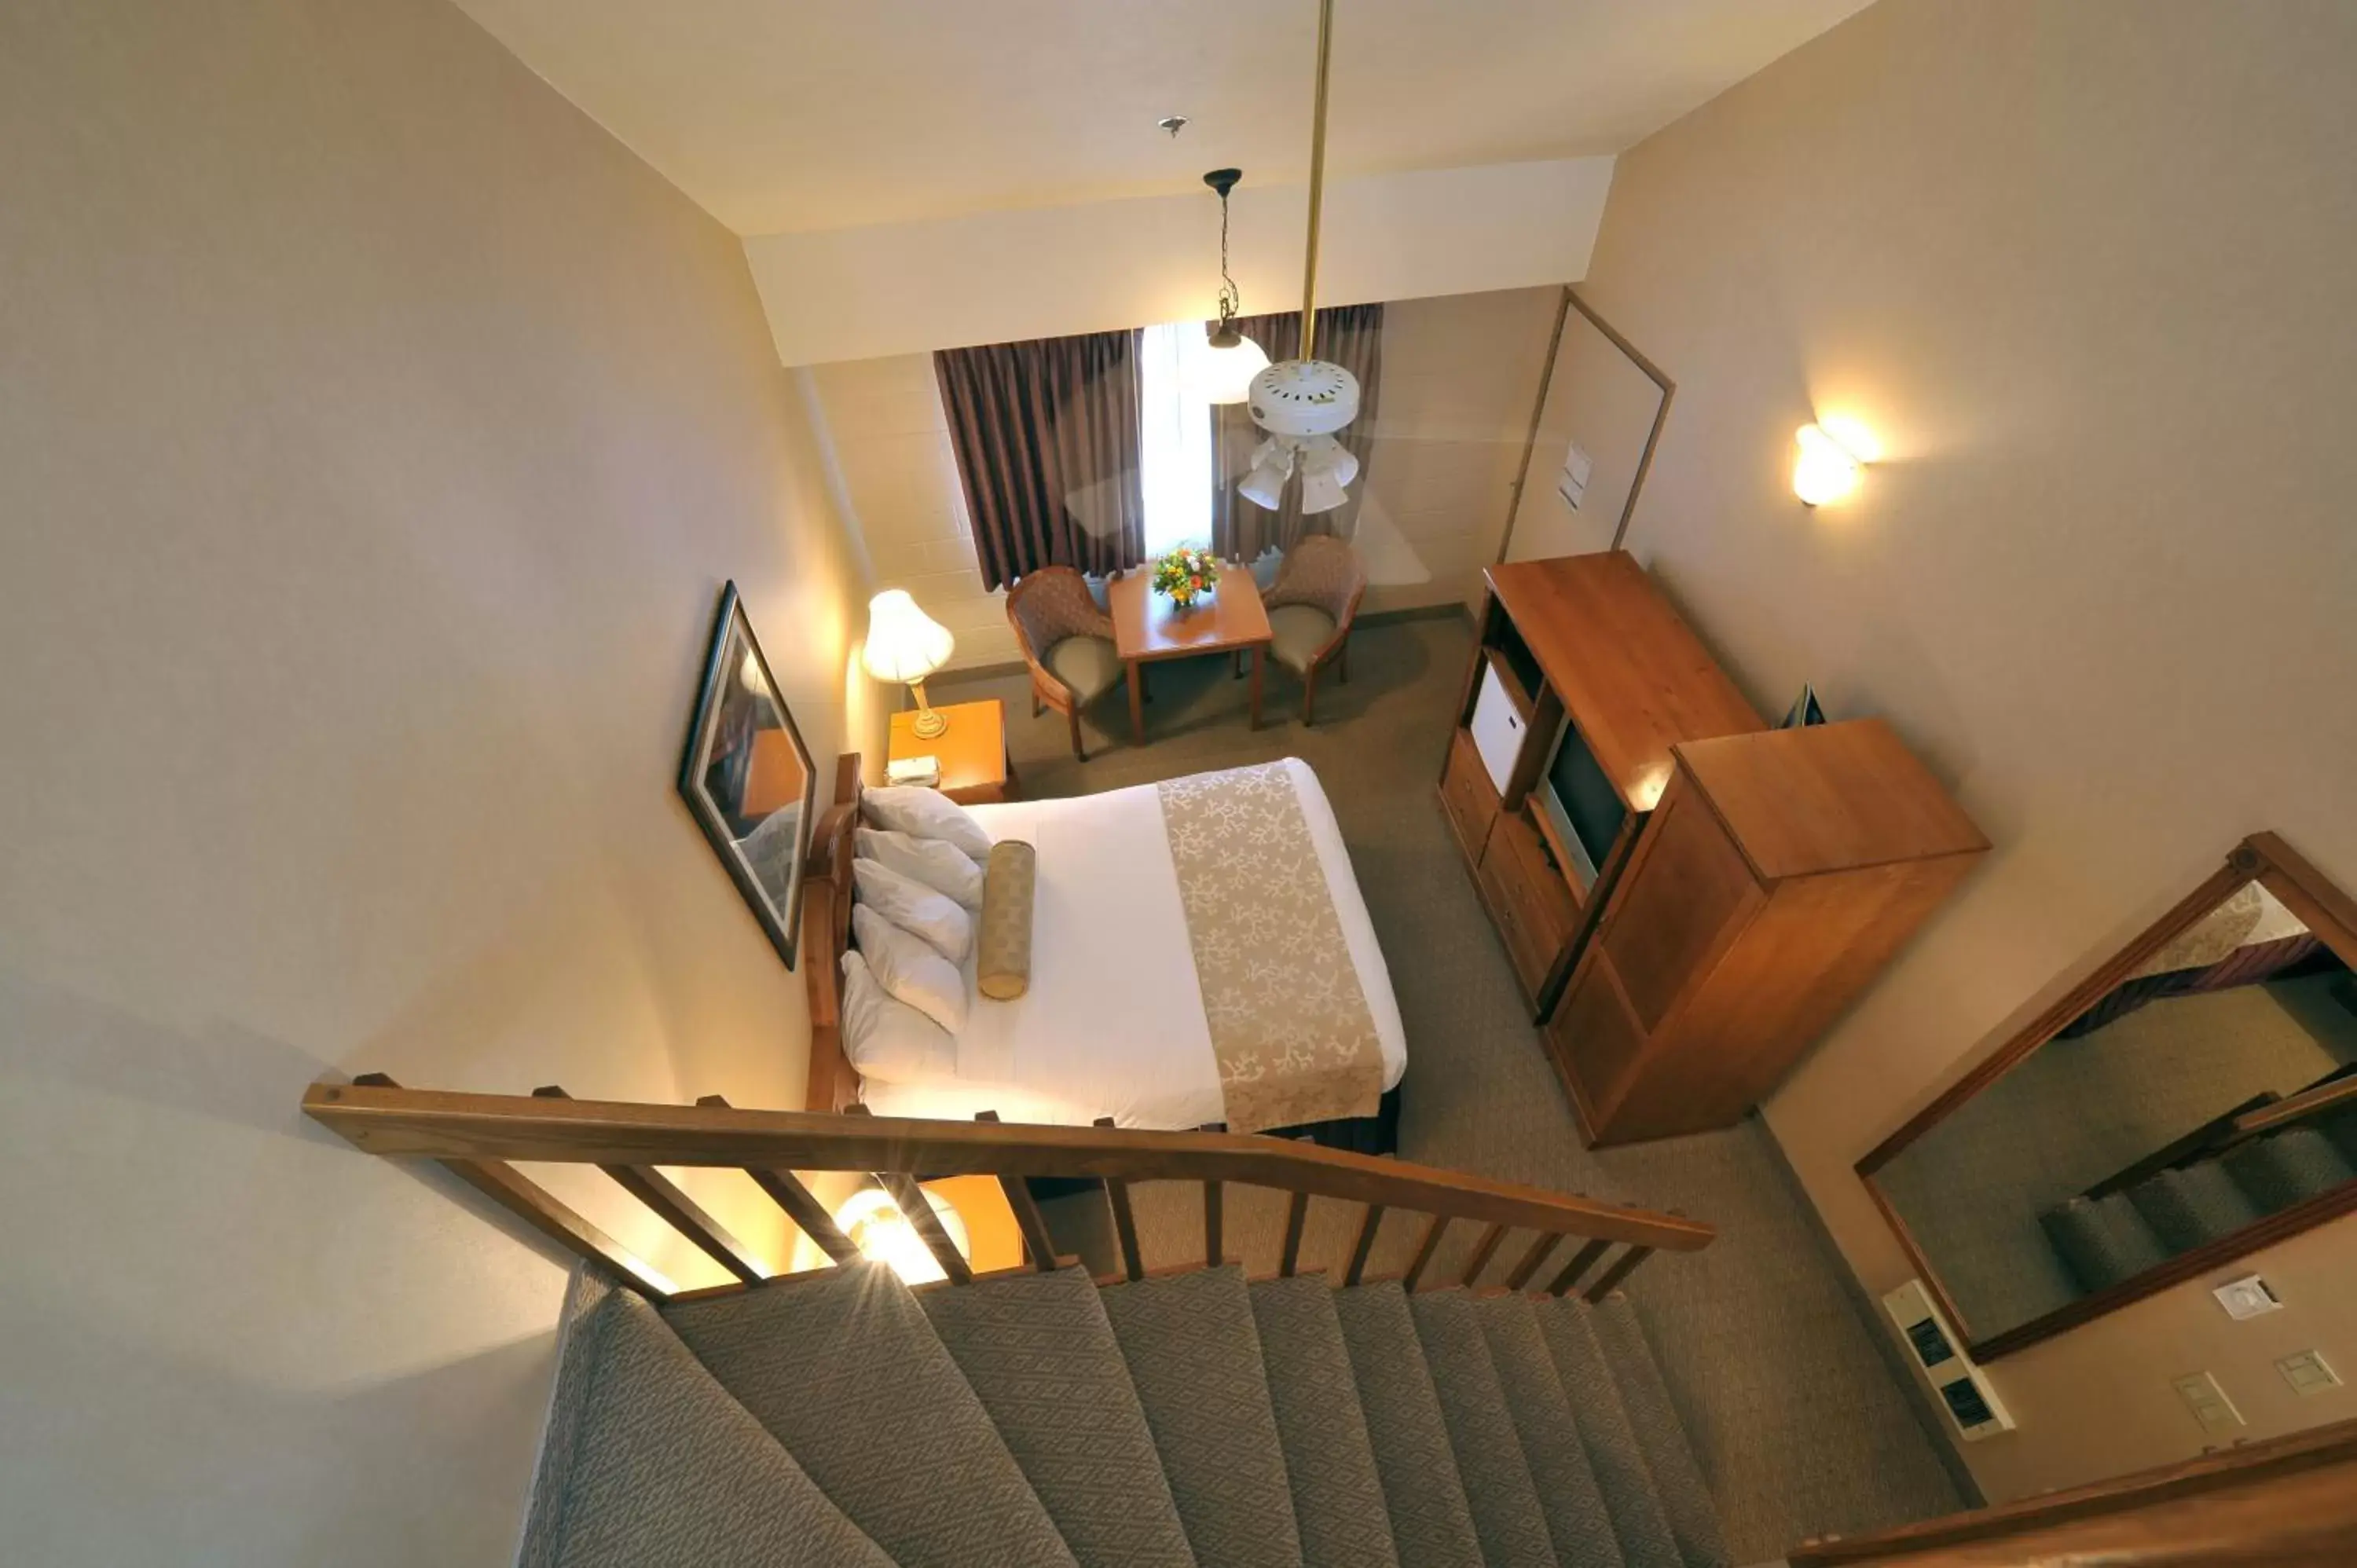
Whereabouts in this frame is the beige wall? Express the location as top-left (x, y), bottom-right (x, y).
top-left (747, 159), bottom-right (1613, 365)
top-left (1577, 0), bottom-right (2357, 1501)
top-left (0, 0), bottom-right (884, 1560)
top-left (808, 287), bottom-right (1562, 666)
top-left (809, 354), bottom-right (1021, 672)
top-left (1361, 286), bottom-right (1565, 613)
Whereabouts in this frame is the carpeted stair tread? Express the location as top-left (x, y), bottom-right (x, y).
top-left (1588, 1295), bottom-right (1732, 1568)
top-left (1102, 1265), bottom-right (1305, 1568)
top-left (1408, 1289), bottom-right (1556, 1568)
top-left (2323, 1108), bottom-right (2357, 1170)
top-left (533, 1290), bottom-right (896, 1568)
top-left (1475, 1293), bottom-right (1626, 1567)
top-left (1249, 1276), bottom-right (1402, 1568)
top-left (1331, 1282), bottom-right (1486, 1568)
top-left (663, 1261), bottom-right (1076, 1568)
top-left (2039, 1191), bottom-right (2168, 1293)
top-left (2124, 1161), bottom-right (2262, 1252)
top-left (922, 1265), bottom-right (1197, 1568)
top-left (2223, 1127), bottom-right (2357, 1213)
top-left (1534, 1297), bottom-right (1683, 1568)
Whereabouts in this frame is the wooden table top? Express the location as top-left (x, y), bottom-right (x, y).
top-left (1483, 551), bottom-right (1763, 813)
top-left (887, 698), bottom-right (1006, 792)
top-left (1109, 561), bottom-right (1274, 661)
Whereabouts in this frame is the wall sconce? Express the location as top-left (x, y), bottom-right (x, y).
top-left (1793, 423), bottom-right (1869, 507)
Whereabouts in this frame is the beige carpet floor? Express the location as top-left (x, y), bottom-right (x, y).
top-left (928, 611), bottom-right (1967, 1563)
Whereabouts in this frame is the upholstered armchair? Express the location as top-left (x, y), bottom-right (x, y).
top-left (1254, 535), bottom-right (1367, 727)
top-left (1006, 566), bottom-right (1121, 760)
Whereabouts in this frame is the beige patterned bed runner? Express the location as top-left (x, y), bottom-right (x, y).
top-left (1156, 762), bottom-right (1385, 1133)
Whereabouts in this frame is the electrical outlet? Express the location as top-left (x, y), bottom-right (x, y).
top-left (2172, 1371), bottom-right (2245, 1433)
top-left (2277, 1350), bottom-right (2342, 1397)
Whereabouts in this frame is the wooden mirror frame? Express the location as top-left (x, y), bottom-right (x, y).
top-left (1858, 831), bottom-right (2357, 1362)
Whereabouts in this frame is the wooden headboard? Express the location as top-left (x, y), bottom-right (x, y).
top-left (801, 751), bottom-right (863, 1112)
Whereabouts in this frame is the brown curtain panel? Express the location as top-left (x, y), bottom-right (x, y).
top-left (934, 330), bottom-right (1146, 591)
top-left (1211, 302), bottom-right (1384, 562)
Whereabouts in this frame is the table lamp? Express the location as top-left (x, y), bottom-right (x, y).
top-left (862, 589), bottom-right (956, 738)
top-left (832, 1185), bottom-right (969, 1284)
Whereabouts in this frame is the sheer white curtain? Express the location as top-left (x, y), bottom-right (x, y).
top-left (1136, 321), bottom-right (1214, 559)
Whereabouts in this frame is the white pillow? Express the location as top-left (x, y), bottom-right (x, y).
top-left (852, 903), bottom-right (969, 1034)
top-left (862, 785), bottom-right (992, 862)
top-left (857, 826), bottom-right (984, 908)
top-left (839, 951), bottom-right (957, 1084)
top-left (852, 856), bottom-right (973, 962)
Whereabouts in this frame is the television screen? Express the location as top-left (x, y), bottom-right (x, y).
top-left (1541, 720), bottom-right (1626, 885)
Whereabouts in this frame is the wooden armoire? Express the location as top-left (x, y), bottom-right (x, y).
top-left (1442, 552), bottom-right (1987, 1145)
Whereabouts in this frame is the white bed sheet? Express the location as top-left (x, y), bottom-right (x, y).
top-left (859, 757), bottom-right (1406, 1129)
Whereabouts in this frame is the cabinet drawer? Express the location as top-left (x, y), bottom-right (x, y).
top-left (1493, 809), bottom-right (1580, 956)
top-left (1439, 727), bottom-right (1501, 863)
top-left (1478, 810), bottom-right (1578, 1000)
top-left (1549, 950), bottom-right (1649, 1118)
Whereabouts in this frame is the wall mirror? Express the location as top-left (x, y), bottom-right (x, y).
top-left (678, 582), bottom-right (816, 970)
top-left (1862, 833), bottom-right (2357, 1361)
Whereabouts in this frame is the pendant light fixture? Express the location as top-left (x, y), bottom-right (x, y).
top-left (1190, 168), bottom-right (1272, 405)
top-left (1241, 0), bottom-right (1360, 515)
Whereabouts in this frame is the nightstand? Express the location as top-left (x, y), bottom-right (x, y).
top-left (888, 698), bottom-right (1016, 804)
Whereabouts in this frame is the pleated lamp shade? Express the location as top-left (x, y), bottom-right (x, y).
top-left (861, 590), bottom-right (955, 684)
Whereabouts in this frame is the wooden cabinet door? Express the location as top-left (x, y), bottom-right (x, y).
top-left (1600, 774), bottom-right (1760, 1031)
top-left (1439, 727), bottom-right (1501, 863)
top-left (1549, 949), bottom-right (1649, 1125)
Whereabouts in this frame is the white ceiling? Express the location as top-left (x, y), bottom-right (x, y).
top-left (454, 0), bottom-right (1874, 236)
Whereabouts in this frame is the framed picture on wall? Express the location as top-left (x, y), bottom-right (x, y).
top-left (677, 581), bottom-right (817, 970)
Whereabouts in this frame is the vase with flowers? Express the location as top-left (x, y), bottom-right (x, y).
top-left (1151, 545), bottom-right (1220, 613)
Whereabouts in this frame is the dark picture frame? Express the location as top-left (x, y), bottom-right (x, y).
top-left (677, 581), bottom-right (818, 971)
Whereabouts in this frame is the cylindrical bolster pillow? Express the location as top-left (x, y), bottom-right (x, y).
top-left (976, 840), bottom-right (1037, 1001)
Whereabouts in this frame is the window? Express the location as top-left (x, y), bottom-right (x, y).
top-left (1136, 321), bottom-right (1215, 558)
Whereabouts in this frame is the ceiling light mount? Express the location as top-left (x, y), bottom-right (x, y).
top-left (1192, 167), bottom-right (1270, 402)
top-left (1157, 115), bottom-right (1189, 138)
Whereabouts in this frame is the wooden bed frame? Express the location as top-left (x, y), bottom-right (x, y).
top-left (797, 750), bottom-right (1402, 1154)
top-left (801, 752), bottom-right (867, 1114)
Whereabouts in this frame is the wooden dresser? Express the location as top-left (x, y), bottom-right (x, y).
top-left (1441, 552), bottom-right (1988, 1145)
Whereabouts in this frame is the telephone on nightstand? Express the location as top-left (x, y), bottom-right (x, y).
top-left (885, 754), bottom-right (942, 787)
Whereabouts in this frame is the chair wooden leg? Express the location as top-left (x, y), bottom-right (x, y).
top-left (1302, 665), bottom-right (1319, 727)
top-left (1067, 705), bottom-right (1085, 761)
top-left (1031, 689), bottom-right (1043, 718)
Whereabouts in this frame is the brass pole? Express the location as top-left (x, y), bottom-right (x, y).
top-left (1299, 0), bottom-right (1336, 361)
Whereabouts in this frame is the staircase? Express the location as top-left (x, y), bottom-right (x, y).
top-left (2040, 1092), bottom-right (2357, 1296)
top-left (302, 1079), bottom-right (1730, 1568)
top-left (529, 1260), bottom-right (1729, 1568)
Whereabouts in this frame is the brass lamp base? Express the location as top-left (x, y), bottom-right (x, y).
top-left (908, 678), bottom-right (948, 739)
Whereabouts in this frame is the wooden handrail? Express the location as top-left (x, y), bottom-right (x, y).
top-left (2236, 1072), bottom-right (2357, 1138)
top-left (303, 1082), bottom-right (1716, 1255)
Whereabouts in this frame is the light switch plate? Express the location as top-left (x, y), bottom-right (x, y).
top-left (2212, 1274), bottom-right (2282, 1320)
top-left (2277, 1350), bottom-right (2342, 1397)
top-left (2172, 1371), bottom-right (2245, 1433)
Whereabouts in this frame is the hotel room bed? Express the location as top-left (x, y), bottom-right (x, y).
top-left (801, 753), bottom-right (1406, 1149)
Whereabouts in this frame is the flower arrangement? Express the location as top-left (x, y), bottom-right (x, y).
top-left (1150, 545), bottom-right (1221, 610)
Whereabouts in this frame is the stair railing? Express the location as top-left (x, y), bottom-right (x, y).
top-left (305, 1077), bottom-right (1714, 1303)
